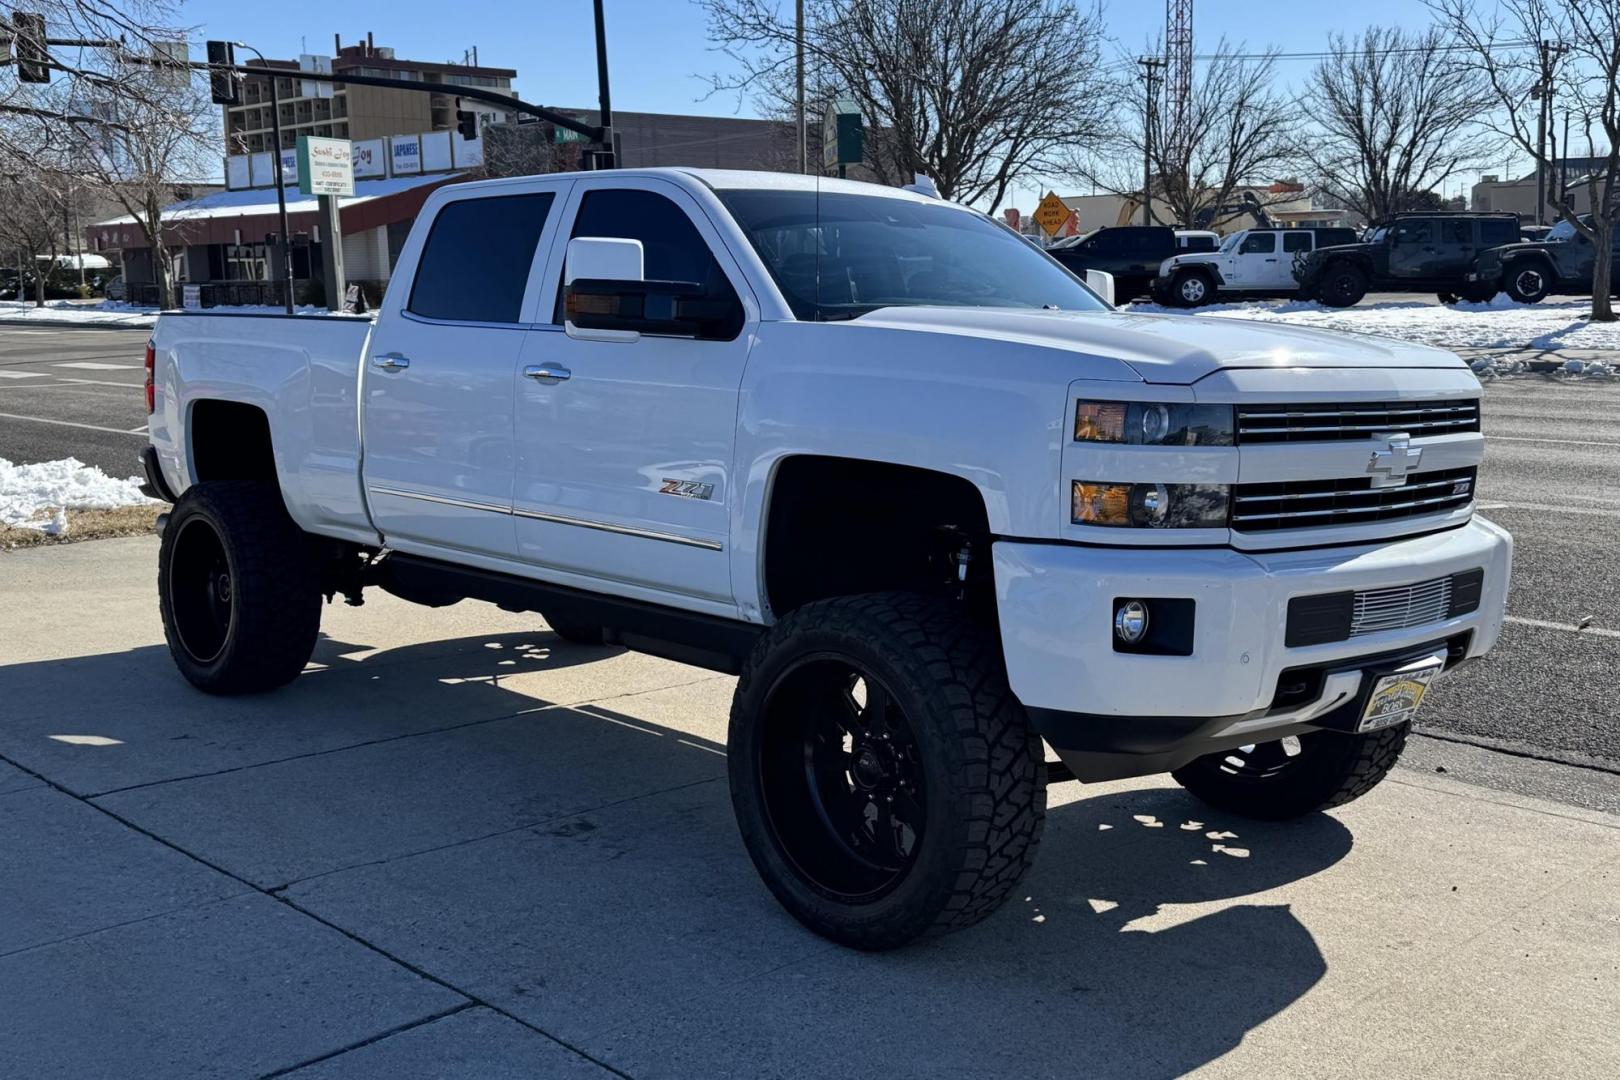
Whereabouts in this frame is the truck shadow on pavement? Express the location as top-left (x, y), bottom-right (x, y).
top-left (1, 627), bottom-right (1352, 1079)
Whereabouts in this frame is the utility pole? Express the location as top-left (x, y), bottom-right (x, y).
top-left (234, 43), bottom-right (295, 313)
top-left (796, 0), bottom-right (806, 174)
top-left (1138, 57), bottom-right (1165, 226)
top-left (1533, 40), bottom-right (1569, 227)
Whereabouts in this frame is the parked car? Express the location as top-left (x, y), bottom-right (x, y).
top-left (1467, 215), bottom-right (1620, 303)
top-left (1294, 212), bottom-right (1521, 306)
top-left (1047, 225), bottom-right (1176, 300)
top-left (104, 274), bottom-right (127, 302)
top-left (143, 167), bottom-right (1511, 951)
top-left (1153, 226), bottom-right (1361, 307)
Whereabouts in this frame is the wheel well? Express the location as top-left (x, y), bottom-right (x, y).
top-left (762, 456), bottom-right (993, 620)
top-left (188, 400), bottom-right (277, 485)
top-left (1505, 256), bottom-right (1555, 280)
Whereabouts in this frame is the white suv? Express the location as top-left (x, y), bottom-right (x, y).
top-left (1154, 227), bottom-right (1360, 306)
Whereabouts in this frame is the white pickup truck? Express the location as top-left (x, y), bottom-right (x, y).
top-left (143, 168), bottom-right (1511, 950)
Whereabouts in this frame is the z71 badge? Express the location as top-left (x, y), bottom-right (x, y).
top-left (659, 478), bottom-right (715, 500)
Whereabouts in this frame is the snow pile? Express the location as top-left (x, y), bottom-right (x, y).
top-left (0, 300), bottom-right (158, 327)
top-left (1127, 297), bottom-right (1620, 351)
top-left (1562, 358), bottom-right (1615, 376)
top-left (0, 457), bottom-right (156, 532)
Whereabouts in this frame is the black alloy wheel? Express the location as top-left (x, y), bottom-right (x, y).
top-left (1506, 265), bottom-right (1550, 303)
top-left (167, 515), bottom-right (235, 665)
top-left (757, 656), bottom-right (926, 901)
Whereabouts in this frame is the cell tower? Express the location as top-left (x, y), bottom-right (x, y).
top-left (1165, 0), bottom-right (1194, 163)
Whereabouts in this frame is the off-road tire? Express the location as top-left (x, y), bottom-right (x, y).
top-left (728, 592), bottom-right (1046, 950)
top-left (1170, 723), bottom-right (1410, 821)
top-left (1316, 263), bottom-right (1368, 307)
top-left (1437, 292), bottom-right (1460, 305)
top-left (1504, 262), bottom-right (1551, 304)
top-left (159, 480), bottom-right (321, 694)
top-left (543, 613), bottom-right (606, 646)
top-left (1168, 269), bottom-right (1213, 307)
top-left (1461, 284), bottom-right (1499, 304)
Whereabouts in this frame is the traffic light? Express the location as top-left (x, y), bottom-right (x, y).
top-left (13, 12), bottom-right (50, 84)
top-left (455, 106), bottom-right (479, 141)
top-left (206, 40), bottom-right (239, 106)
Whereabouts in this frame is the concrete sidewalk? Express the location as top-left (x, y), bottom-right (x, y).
top-left (1, 537), bottom-right (1615, 1079)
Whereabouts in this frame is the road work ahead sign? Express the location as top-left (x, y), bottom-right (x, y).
top-left (1035, 191), bottom-right (1071, 236)
top-left (296, 136), bottom-right (354, 197)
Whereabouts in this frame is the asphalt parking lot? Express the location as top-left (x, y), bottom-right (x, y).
top-left (1, 323), bottom-right (1616, 793)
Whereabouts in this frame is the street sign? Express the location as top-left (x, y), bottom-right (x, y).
top-left (297, 136), bottom-right (354, 197)
top-left (1034, 191), bottom-right (1071, 237)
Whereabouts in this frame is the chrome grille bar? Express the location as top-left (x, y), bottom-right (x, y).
top-left (1351, 577), bottom-right (1455, 637)
top-left (1232, 467), bottom-right (1476, 532)
top-left (1237, 399), bottom-right (1481, 443)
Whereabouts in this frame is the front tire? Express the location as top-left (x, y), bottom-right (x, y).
top-left (1171, 723), bottom-right (1409, 821)
top-left (1316, 263), bottom-right (1368, 307)
top-left (728, 593), bottom-right (1045, 950)
top-left (1168, 269), bottom-right (1212, 307)
top-left (542, 613), bottom-right (606, 645)
top-left (1504, 263), bottom-right (1551, 303)
top-left (159, 480), bottom-right (321, 694)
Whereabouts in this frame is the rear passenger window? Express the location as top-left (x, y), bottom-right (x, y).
top-left (1479, 219), bottom-right (1518, 246)
top-left (1240, 232), bottom-right (1275, 254)
top-left (1283, 232), bottom-right (1312, 253)
top-left (408, 193), bottom-right (554, 323)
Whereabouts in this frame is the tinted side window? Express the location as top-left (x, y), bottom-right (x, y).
top-left (1240, 232), bottom-right (1276, 254)
top-left (1090, 231), bottom-right (1124, 255)
top-left (1441, 219), bottom-right (1471, 244)
top-left (409, 193), bottom-right (553, 323)
top-left (570, 188), bottom-right (734, 288)
top-left (1393, 221), bottom-right (1433, 245)
top-left (1317, 229), bottom-right (1358, 247)
top-left (1283, 231), bottom-right (1312, 253)
top-left (1479, 219), bottom-right (1518, 246)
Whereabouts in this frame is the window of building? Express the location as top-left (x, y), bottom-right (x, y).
top-left (407, 193), bottom-right (554, 323)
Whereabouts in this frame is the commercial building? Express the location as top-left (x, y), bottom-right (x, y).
top-left (1471, 158), bottom-right (1609, 220)
top-left (224, 35), bottom-right (518, 154)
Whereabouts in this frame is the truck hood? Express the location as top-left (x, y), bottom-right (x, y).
top-left (850, 306), bottom-right (1466, 384)
top-left (1303, 241), bottom-right (1376, 264)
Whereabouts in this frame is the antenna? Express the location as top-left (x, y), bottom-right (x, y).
top-left (1165, 0), bottom-right (1194, 163)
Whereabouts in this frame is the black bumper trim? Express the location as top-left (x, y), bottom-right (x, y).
top-left (139, 446), bottom-right (179, 503)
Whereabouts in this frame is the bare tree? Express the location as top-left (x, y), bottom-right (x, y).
top-left (2, 1), bottom-right (213, 308)
top-left (1073, 42), bottom-right (1296, 229)
top-left (0, 158), bottom-right (69, 304)
top-left (1302, 26), bottom-right (1500, 222)
top-left (697, 0), bottom-right (1113, 209)
top-left (1429, 0), bottom-right (1620, 320)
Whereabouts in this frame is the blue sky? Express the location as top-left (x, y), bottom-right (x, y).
top-left (178, 0), bottom-right (1527, 205)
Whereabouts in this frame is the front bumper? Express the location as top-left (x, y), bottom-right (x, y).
top-left (993, 517), bottom-right (1512, 779)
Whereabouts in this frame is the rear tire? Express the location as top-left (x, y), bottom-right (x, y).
top-left (728, 593), bottom-right (1045, 950)
top-left (1171, 723), bottom-right (1409, 821)
top-left (159, 480), bottom-right (321, 694)
top-left (1316, 263), bottom-right (1368, 307)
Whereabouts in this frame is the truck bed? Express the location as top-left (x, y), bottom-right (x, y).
top-left (148, 311), bottom-right (379, 545)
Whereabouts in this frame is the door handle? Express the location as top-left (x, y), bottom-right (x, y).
top-left (372, 353), bottom-right (410, 371)
top-left (523, 364), bottom-right (571, 382)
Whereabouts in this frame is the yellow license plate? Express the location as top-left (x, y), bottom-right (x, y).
top-left (1359, 656), bottom-right (1445, 733)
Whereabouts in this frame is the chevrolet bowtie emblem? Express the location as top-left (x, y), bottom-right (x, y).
top-left (1367, 433), bottom-right (1423, 488)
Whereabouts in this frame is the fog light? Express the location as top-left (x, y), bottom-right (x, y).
top-left (1115, 600), bottom-right (1150, 644)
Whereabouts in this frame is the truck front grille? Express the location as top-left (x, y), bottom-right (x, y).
top-left (1351, 576), bottom-right (1455, 637)
top-left (1232, 467), bottom-right (1476, 533)
top-left (1237, 399), bottom-right (1480, 443)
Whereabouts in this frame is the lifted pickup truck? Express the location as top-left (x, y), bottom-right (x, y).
top-left (1296, 212), bottom-right (1521, 307)
top-left (144, 168), bottom-right (1512, 950)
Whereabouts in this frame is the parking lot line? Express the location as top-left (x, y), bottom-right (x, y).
top-left (1477, 500), bottom-right (1620, 517)
top-left (0, 370), bottom-right (48, 379)
top-left (54, 362), bottom-right (139, 371)
top-left (1505, 615), bottom-right (1620, 639)
top-left (1486, 434), bottom-right (1620, 447)
top-left (0, 411), bottom-right (150, 437)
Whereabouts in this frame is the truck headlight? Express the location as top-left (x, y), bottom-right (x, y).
top-left (1072, 482), bottom-right (1230, 528)
top-left (1074, 401), bottom-right (1234, 446)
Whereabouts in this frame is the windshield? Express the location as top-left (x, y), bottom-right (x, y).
top-left (1546, 219), bottom-right (1579, 242)
top-left (1219, 232), bottom-right (1242, 253)
top-left (715, 189), bottom-right (1109, 320)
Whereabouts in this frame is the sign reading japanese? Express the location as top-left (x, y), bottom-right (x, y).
top-left (390, 135), bottom-right (423, 176)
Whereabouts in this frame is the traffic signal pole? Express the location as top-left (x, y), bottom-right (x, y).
top-left (234, 44), bottom-right (296, 314)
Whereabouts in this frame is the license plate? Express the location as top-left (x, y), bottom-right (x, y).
top-left (1358, 654), bottom-right (1445, 733)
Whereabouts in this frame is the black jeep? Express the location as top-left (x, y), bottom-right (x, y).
top-left (1467, 216), bottom-right (1620, 303)
top-left (1294, 212), bottom-right (1521, 307)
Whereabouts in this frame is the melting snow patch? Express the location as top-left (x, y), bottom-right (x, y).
top-left (0, 457), bottom-right (156, 529)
